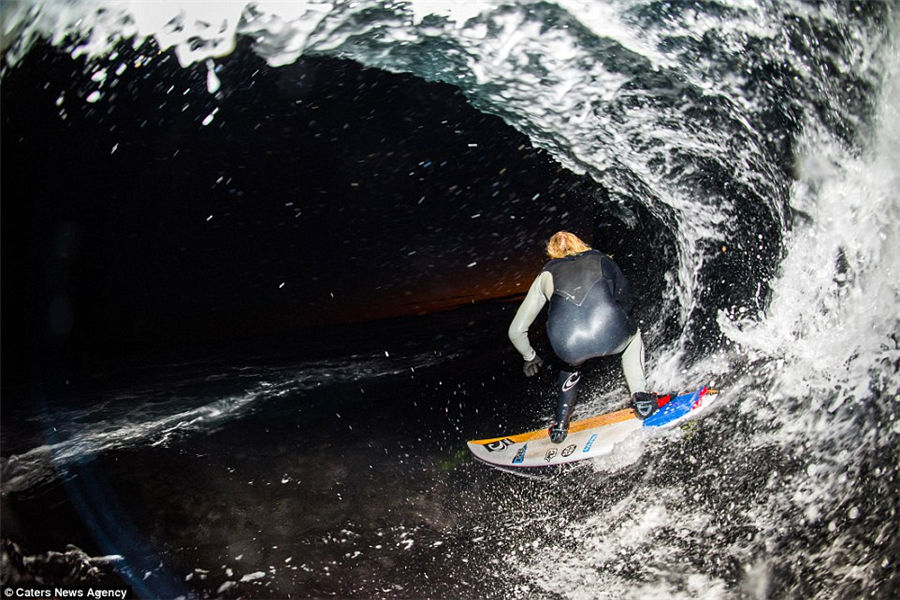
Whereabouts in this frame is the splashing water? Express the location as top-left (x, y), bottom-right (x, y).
top-left (3, 0), bottom-right (898, 597)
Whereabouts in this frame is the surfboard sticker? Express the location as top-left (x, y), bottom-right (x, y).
top-left (467, 388), bottom-right (719, 468)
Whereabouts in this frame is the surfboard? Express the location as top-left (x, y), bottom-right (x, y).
top-left (467, 387), bottom-right (719, 468)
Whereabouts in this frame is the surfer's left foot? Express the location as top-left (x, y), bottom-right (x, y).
top-left (548, 423), bottom-right (568, 443)
top-left (632, 392), bottom-right (659, 419)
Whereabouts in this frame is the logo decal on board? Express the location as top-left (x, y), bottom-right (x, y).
top-left (512, 444), bottom-right (527, 464)
top-left (583, 433), bottom-right (598, 452)
top-left (561, 444), bottom-right (577, 457)
top-left (544, 449), bottom-right (557, 462)
top-left (484, 438), bottom-right (514, 453)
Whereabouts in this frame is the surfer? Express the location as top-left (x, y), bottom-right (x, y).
top-left (508, 231), bottom-right (657, 443)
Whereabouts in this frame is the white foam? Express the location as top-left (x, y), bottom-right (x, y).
top-left (407, 0), bottom-right (494, 28)
top-left (713, 13), bottom-right (900, 591)
top-left (721, 20), bottom-right (900, 405)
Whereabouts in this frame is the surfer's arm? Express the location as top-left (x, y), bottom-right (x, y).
top-left (508, 271), bottom-right (552, 361)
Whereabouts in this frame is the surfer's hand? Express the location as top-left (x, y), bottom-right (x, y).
top-left (523, 355), bottom-right (543, 377)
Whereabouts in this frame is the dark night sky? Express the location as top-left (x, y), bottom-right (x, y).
top-left (2, 39), bottom-right (620, 378)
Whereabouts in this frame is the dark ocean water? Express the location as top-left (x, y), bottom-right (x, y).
top-left (2, 1), bottom-right (899, 599)
top-left (2, 300), bottom-right (613, 598)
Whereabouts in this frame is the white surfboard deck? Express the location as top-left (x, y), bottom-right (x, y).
top-left (467, 388), bottom-right (719, 468)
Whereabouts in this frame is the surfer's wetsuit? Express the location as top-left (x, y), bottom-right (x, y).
top-left (508, 250), bottom-right (647, 440)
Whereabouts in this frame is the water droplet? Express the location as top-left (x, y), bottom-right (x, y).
top-left (202, 108), bottom-right (218, 126)
top-left (206, 59), bottom-right (221, 94)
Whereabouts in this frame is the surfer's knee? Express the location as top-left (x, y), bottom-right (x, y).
top-left (621, 330), bottom-right (647, 395)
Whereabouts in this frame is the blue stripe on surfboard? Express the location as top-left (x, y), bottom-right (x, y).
top-left (642, 389), bottom-right (702, 427)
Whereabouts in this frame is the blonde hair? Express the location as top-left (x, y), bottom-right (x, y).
top-left (546, 231), bottom-right (591, 259)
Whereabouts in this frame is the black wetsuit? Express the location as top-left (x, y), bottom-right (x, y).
top-left (542, 250), bottom-right (637, 365)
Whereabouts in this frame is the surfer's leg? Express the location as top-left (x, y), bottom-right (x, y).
top-left (549, 368), bottom-right (581, 443)
top-left (621, 329), bottom-right (647, 395)
top-left (621, 329), bottom-right (659, 418)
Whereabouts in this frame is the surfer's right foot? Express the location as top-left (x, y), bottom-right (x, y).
top-left (548, 423), bottom-right (568, 443)
top-left (632, 392), bottom-right (659, 419)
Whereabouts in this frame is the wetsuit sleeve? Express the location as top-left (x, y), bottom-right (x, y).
top-left (604, 256), bottom-right (634, 314)
top-left (508, 271), bottom-right (553, 361)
